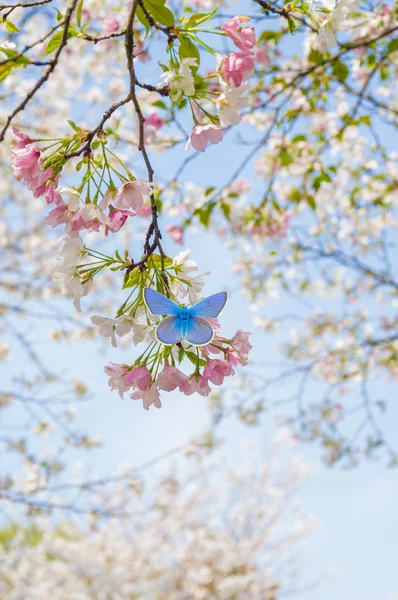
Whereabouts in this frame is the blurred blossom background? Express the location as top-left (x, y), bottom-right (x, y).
top-left (1, 0), bottom-right (398, 598)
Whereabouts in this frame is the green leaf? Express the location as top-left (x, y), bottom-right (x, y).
top-left (123, 269), bottom-right (141, 289)
top-left (292, 134), bottom-right (306, 143)
top-left (44, 26), bottom-right (78, 55)
top-left (178, 35), bottom-right (200, 72)
top-left (5, 20), bottom-right (19, 33)
top-left (195, 201), bottom-right (216, 227)
top-left (332, 60), bottom-right (349, 82)
top-left (144, 0), bottom-right (175, 26)
top-left (67, 119), bottom-right (80, 131)
top-left (183, 7), bottom-right (218, 28)
top-left (387, 38), bottom-right (398, 54)
top-left (0, 48), bottom-right (29, 82)
top-left (152, 100), bottom-right (167, 109)
top-left (148, 253), bottom-right (173, 269)
top-left (158, 61), bottom-right (169, 72)
top-left (272, 199), bottom-right (281, 212)
top-left (380, 64), bottom-right (389, 81)
top-left (185, 351), bottom-right (206, 367)
top-left (279, 148), bottom-right (293, 166)
top-left (308, 48), bottom-right (324, 65)
top-left (76, 0), bottom-right (84, 28)
top-left (220, 203), bottom-right (230, 220)
top-left (359, 115), bottom-right (371, 126)
top-left (287, 16), bottom-right (296, 35)
top-left (0, 64), bottom-right (13, 82)
top-left (313, 171), bottom-right (331, 191)
top-left (136, 5), bottom-right (151, 34)
top-left (259, 30), bottom-right (282, 43)
top-left (307, 195), bottom-right (316, 211)
top-left (289, 188), bottom-right (301, 203)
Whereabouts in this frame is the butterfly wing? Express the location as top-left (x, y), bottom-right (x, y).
top-left (185, 317), bottom-right (214, 346)
top-left (144, 288), bottom-right (179, 316)
top-left (189, 292), bottom-right (228, 319)
top-left (156, 316), bottom-right (183, 345)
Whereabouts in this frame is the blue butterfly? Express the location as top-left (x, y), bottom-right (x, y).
top-left (144, 288), bottom-right (228, 346)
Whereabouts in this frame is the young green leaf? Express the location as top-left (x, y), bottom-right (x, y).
top-left (5, 20), bottom-right (19, 33)
top-left (76, 0), bottom-right (84, 29)
top-left (136, 5), bottom-right (152, 35)
top-left (183, 7), bottom-right (218, 29)
top-left (144, 0), bottom-right (175, 27)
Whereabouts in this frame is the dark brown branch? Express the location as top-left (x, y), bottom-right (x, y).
top-left (64, 97), bottom-right (131, 159)
top-left (79, 29), bottom-right (127, 43)
top-left (125, 0), bottom-right (168, 285)
top-left (253, 0), bottom-right (292, 20)
top-left (0, 0), bottom-right (53, 8)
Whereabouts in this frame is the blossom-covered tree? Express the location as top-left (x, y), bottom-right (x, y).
top-left (0, 432), bottom-right (318, 599)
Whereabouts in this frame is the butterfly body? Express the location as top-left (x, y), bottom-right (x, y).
top-left (175, 308), bottom-right (191, 340)
top-left (144, 288), bottom-right (227, 346)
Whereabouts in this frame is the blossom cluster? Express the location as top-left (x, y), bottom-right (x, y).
top-left (105, 328), bottom-right (251, 410)
top-left (161, 15), bottom-right (259, 152)
top-left (0, 433), bottom-right (317, 598)
top-left (11, 128), bottom-right (152, 238)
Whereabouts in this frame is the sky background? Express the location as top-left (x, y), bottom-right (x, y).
top-left (9, 224), bottom-right (397, 600)
top-left (3, 1), bottom-right (398, 597)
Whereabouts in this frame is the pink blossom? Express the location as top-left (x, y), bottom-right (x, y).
top-left (221, 16), bottom-right (256, 52)
top-left (222, 52), bottom-right (255, 87)
top-left (11, 129), bottom-right (61, 203)
top-left (186, 124), bottom-right (223, 152)
top-left (12, 127), bottom-right (35, 149)
top-left (201, 322), bottom-right (222, 357)
top-left (203, 359), bottom-right (235, 385)
top-left (12, 143), bottom-right (41, 185)
top-left (250, 211), bottom-right (291, 240)
top-left (226, 330), bottom-right (252, 366)
top-left (104, 362), bottom-right (130, 397)
top-left (180, 374), bottom-right (211, 396)
top-left (105, 208), bottom-right (134, 235)
top-left (167, 225), bottom-right (184, 245)
top-left (43, 177), bottom-right (63, 205)
top-left (228, 179), bottom-right (251, 195)
top-left (102, 13), bottom-right (120, 34)
top-left (145, 113), bottom-right (163, 130)
top-left (69, 204), bottom-right (110, 233)
top-left (131, 385), bottom-right (162, 410)
top-left (45, 202), bottom-right (69, 228)
top-left (113, 180), bottom-right (152, 211)
top-left (157, 366), bottom-right (187, 392)
top-left (255, 47), bottom-right (270, 66)
top-left (136, 204), bottom-right (152, 218)
top-left (124, 366), bottom-right (152, 392)
top-left (32, 167), bottom-right (58, 199)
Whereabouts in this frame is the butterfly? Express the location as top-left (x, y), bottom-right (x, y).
top-left (144, 288), bottom-right (228, 346)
